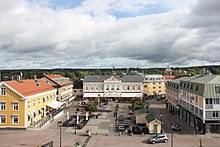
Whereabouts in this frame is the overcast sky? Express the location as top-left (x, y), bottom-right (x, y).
top-left (0, 0), bottom-right (220, 69)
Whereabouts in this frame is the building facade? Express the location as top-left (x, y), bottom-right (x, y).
top-left (143, 75), bottom-right (166, 99)
top-left (167, 75), bottom-right (220, 134)
top-left (83, 74), bottom-right (143, 101)
top-left (42, 74), bottom-right (73, 106)
top-left (0, 79), bottom-right (59, 129)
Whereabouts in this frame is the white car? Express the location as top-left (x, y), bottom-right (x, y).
top-left (147, 134), bottom-right (168, 144)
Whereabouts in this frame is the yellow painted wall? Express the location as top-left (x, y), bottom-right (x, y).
top-left (147, 120), bottom-right (162, 134)
top-left (0, 85), bottom-right (25, 128)
top-left (25, 91), bottom-right (56, 127)
top-left (135, 114), bottom-right (146, 124)
top-left (143, 81), bottom-right (166, 96)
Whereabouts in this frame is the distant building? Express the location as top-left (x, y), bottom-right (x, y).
top-left (73, 79), bottom-right (83, 97)
top-left (83, 74), bottom-right (143, 101)
top-left (42, 74), bottom-right (73, 107)
top-left (0, 78), bottom-right (62, 129)
top-left (163, 75), bottom-right (175, 82)
top-left (164, 65), bottom-right (172, 75)
top-left (143, 74), bottom-right (166, 99)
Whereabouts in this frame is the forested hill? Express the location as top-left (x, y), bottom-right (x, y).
top-left (1, 65), bottom-right (220, 81)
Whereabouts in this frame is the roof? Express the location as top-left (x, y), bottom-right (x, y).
top-left (190, 75), bottom-right (220, 84)
top-left (145, 110), bottom-right (161, 123)
top-left (5, 79), bottom-right (56, 97)
top-left (163, 75), bottom-right (175, 79)
top-left (73, 80), bottom-right (83, 89)
top-left (83, 74), bottom-right (144, 82)
top-left (134, 108), bottom-right (146, 115)
top-left (44, 74), bottom-right (72, 87)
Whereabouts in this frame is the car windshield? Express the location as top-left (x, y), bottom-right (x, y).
top-left (152, 135), bottom-right (158, 138)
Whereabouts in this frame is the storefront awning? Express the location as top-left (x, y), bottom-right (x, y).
top-left (46, 101), bottom-right (63, 109)
top-left (121, 93), bottom-right (142, 98)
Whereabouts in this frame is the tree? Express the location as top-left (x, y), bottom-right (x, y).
top-left (84, 102), bottom-right (97, 113)
top-left (132, 98), bottom-right (144, 110)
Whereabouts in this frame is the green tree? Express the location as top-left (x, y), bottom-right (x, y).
top-left (84, 102), bottom-right (97, 113)
top-left (132, 98), bottom-right (144, 110)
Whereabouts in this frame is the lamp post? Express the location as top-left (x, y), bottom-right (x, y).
top-left (171, 124), bottom-right (174, 147)
top-left (58, 121), bottom-right (62, 147)
top-left (75, 112), bottom-right (78, 134)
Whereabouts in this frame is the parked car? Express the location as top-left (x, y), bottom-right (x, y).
top-left (128, 126), bottom-right (146, 134)
top-left (171, 122), bottom-right (181, 131)
top-left (147, 134), bottom-right (168, 144)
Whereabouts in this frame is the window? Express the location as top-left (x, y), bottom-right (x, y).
top-left (213, 111), bottom-right (219, 118)
top-left (33, 100), bottom-right (36, 106)
top-left (0, 115), bottom-right (6, 124)
top-left (91, 86), bottom-right (94, 91)
top-left (101, 85), bottom-right (104, 90)
top-left (159, 82), bottom-right (161, 84)
top-left (43, 98), bottom-right (45, 103)
top-left (159, 86), bottom-right (161, 89)
top-left (214, 98), bottom-right (220, 104)
top-left (206, 98), bottom-right (213, 104)
top-left (85, 86), bottom-right (88, 91)
top-left (127, 85), bottom-right (130, 90)
top-left (196, 85), bottom-right (199, 91)
top-left (153, 82), bottom-right (155, 85)
top-left (132, 85), bottom-right (135, 90)
top-left (13, 102), bottom-right (19, 111)
top-left (38, 98), bottom-right (41, 105)
top-left (1, 87), bottom-right (6, 96)
top-left (138, 85), bottom-right (141, 90)
top-left (28, 101), bottom-right (31, 109)
top-left (111, 85), bottom-right (114, 90)
top-left (116, 85), bottom-right (119, 90)
top-left (96, 85), bottom-right (99, 91)
top-left (106, 85), bottom-right (109, 90)
top-left (215, 87), bottom-right (220, 93)
top-left (12, 116), bottom-right (19, 124)
top-left (144, 85), bottom-right (147, 88)
top-left (190, 84), bottom-right (194, 90)
top-left (0, 102), bottom-right (6, 110)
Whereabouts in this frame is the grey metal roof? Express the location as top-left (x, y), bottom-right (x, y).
top-left (83, 74), bottom-right (144, 82)
top-left (190, 75), bottom-right (220, 84)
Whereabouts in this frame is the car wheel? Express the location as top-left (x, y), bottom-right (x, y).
top-left (152, 141), bottom-right (155, 144)
top-left (164, 140), bottom-right (168, 143)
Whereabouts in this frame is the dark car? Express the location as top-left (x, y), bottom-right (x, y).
top-left (171, 122), bottom-right (181, 131)
top-left (147, 134), bottom-right (168, 144)
top-left (128, 126), bottom-right (147, 134)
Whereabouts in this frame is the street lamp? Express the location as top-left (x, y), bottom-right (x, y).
top-left (171, 124), bottom-right (174, 147)
top-left (58, 121), bottom-right (62, 147)
top-left (75, 112), bottom-right (79, 134)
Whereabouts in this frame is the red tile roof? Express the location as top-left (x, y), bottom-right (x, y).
top-left (44, 74), bottom-right (72, 87)
top-left (44, 74), bottom-right (63, 79)
top-left (163, 75), bottom-right (175, 79)
top-left (5, 79), bottom-right (56, 97)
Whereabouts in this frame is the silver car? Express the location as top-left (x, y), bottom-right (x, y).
top-left (147, 134), bottom-right (168, 144)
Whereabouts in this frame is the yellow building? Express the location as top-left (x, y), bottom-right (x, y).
top-left (0, 78), bottom-right (61, 129)
top-left (143, 75), bottom-right (166, 99)
top-left (42, 74), bottom-right (73, 107)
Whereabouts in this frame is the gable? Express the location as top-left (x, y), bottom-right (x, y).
top-left (105, 76), bottom-right (121, 82)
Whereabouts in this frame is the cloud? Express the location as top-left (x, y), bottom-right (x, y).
top-left (0, 0), bottom-right (220, 69)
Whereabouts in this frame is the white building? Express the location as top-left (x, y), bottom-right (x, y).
top-left (83, 74), bottom-right (144, 101)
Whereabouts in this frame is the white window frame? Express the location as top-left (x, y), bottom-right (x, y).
top-left (0, 115), bottom-right (6, 124)
top-left (13, 102), bottom-right (19, 111)
top-left (1, 87), bottom-right (6, 96)
top-left (12, 115), bottom-right (19, 124)
top-left (0, 102), bottom-right (6, 110)
top-left (213, 111), bottom-right (219, 118)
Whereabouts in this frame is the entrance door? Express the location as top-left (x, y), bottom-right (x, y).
top-left (153, 124), bottom-right (158, 134)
